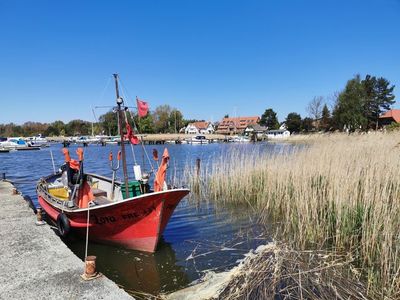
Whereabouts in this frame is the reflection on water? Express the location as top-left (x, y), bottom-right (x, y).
top-left (67, 236), bottom-right (190, 295)
top-left (0, 142), bottom-right (287, 296)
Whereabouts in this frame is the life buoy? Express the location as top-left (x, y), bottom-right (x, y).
top-left (57, 213), bottom-right (71, 237)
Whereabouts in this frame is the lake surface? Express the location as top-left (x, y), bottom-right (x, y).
top-left (0, 142), bottom-right (289, 297)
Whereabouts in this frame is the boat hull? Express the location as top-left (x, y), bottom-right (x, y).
top-left (38, 189), bottom-right (189, 252)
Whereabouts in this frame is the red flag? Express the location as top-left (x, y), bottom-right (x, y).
top-left (124, 122), bottom-right (140, 145)
top-left (136, 97), bottom-right (149, 117)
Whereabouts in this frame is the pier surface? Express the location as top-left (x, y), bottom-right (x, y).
top-left (0, 180), bottom-right (133, 300)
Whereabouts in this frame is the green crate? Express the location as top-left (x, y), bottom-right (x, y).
top-left (121, 181), bottom-right (142, 199)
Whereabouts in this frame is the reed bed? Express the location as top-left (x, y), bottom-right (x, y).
top-left (185, 132), bottom-right (400, 298)
top-left (217, 242), bottom-right (370, 300)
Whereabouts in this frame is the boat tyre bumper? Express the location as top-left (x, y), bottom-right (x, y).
top-left (57, 213), bottom-right (71, 237)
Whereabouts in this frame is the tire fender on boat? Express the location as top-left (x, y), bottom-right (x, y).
top-left (57, 213), bottom-right (70, 237)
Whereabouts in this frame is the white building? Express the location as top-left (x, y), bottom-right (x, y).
top-left (185, 122), bottom-right (214, 134)
top-left (266, 129), bottom-right (290, 139)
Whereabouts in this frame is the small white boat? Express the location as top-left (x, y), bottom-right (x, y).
top-left (232, 136), bottom-right (251, 143)
top-left (0, 138), bottom-right (27, 149)
top-left (73, 136), bottom-right (101, 145)
top-left (0, 137), bottom-right (41, 150)
top-left (187, 135), bottom-right (209, 144)
top-left (105, 137), bottom-right (120, 145)
top-left (26, 134), bottom-right (49, 147)
top-left (165, 138), bottom-right (187, 144)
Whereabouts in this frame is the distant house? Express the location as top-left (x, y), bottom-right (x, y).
top-left (379, 109), bottom-right (400, 127)
top-left (266, 129), bottom-right (290, 139)
top-left (279, 123), bottom-right (287, 130)
top-left (217, 116), bottom-right (260, 135)
top-left (245, 124), bottom-right (268, 139)
top-left (185, 122), bottom-right (214, 134)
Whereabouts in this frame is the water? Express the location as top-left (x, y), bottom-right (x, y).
top-left (0, 142), bottom-right (288, 297)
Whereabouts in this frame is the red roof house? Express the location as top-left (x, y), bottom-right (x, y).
top-left (217, 116), bottom-right (260, 134)
top-left (379, 109), bottom-right (400, 126)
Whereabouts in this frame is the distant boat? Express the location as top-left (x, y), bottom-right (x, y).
top-left (72, 136), bottom-right (101, 145)
top-left (187, 135), bottom-right (209, 144)
top-left (0, 137), bottom-right (40, 150)
top-left (26, 134), bottom-right (49, 147)
top-left (105, 137), bottom-right (120, 145)
top-left (232, 135), bottom-right (251, 143)
top-left (165, 138), bottom-right (187, 144)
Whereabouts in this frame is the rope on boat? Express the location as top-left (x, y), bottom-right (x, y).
top-left (128, 108), bottom-right (155, 173)
top-left (122, 110), bottom-right (138, 165)
top-left (119, 83), bottom-right (155, 174)
top-left (50, 150), bottom-right (56, 174)
top-left (85, 201), bottom-right (93, 260)
top-left (98, 75), bottom-right (112, 107)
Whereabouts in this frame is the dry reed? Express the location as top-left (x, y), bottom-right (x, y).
top-left (185, 132), bottom-right (400, 298)
top-left (217, 242), bottom-right (370, 300)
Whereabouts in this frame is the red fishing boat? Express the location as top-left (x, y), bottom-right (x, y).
top-left (36, 74), bottom-right (190, 252)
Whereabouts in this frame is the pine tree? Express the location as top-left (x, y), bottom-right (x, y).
top-left (321, 104), bottom-right (331, 131)
top-left (362, 75), bottom-right (395, 129)
top-left (260, 108), bottom-right (279, 129)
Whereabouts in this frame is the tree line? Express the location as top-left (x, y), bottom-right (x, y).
top-left (0, 73), bottom-right (395, 137)
top-left (0, 105), bottom-right (193, 137)
top-left (259, 74), bottom-right (396, 133)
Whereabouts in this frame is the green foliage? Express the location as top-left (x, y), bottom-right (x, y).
top-left (285, 112), bottom-right (302, 133)
top-left (183, 119), bottom-right (205, 127)
top-left (333, 75), bottom-right (368, 131)
top-left (168, 109), bottom-right (184, 133)
top-left (386, 122), bottom-right (400, 132)
top-left (99, 111), bottom-right (118, 136)
top-left (320, 104), bottom-right (331, 131)
top-left (152, 105), bottom-right (185, 133)
top-left (301, 117), bottom-right (314, 132)
top-left (333, 74), bottom-right (396, 131)
top-left (362, 75), bottom-right (395, 130)
top-left (260, 108), bottom-right (279, 129)
top-left (44, 120), bottom-right (66, 136)
top-left (152, 105), bottom-right (172, 133)
top-left (65, 119), bottom-right (91, 136)
top-left (0, 123), bottom-right (23, 137)
top-left (135, 113), bottom-right (155, 133)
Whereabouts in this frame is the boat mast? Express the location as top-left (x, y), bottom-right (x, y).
top-left (113, 73), bottom-right (129, 198)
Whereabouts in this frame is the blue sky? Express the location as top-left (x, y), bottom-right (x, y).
top-left (0, 0), bottom-right (399, 124)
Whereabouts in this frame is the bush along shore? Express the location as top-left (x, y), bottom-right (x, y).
top-left (186, 132), bottom-right (400, 299)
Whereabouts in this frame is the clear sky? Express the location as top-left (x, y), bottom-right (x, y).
top-left (0, 0), bottom-right (399, 124)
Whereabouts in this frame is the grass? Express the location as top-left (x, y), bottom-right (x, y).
top-left (185, 132), bottom-right (400, 298)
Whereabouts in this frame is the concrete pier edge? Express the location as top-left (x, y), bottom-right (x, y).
top-left (0, 180), bottom-right (133, 299)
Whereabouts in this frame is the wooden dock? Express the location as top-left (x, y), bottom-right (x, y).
top-left (0, 180), bottom-right (133, 299)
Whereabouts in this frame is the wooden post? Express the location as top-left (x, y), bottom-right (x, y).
top-left (35, 208), bottom-right (46, 226)
top-left (84, 256), bottom-right (97, 277)
top-left (196, 158), bottom-right (201, 177)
